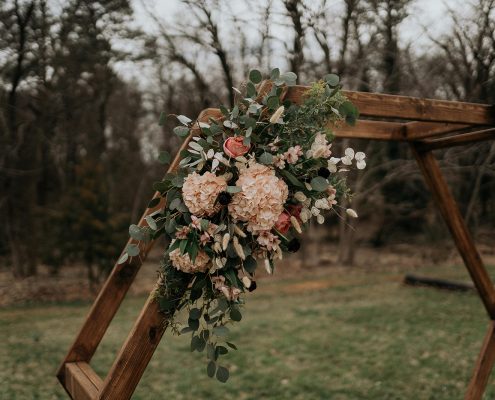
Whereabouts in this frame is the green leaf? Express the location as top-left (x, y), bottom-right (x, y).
top-left (266, 96), bottom-right (279, 109)
top-left (259, 152), bottom-right (273, 165)
top-left (200, 219), bottom-right (209, 231)
top-left (230, 308), bottom-right (242, 322)
top-left (189, 308), bottom-right (202, 320)
top-left (249, 69), bottom-right (262, 84)
top-left (216, 366), bottom-right (230, 383)
top-left (180, 326), bottom-right (193, 334)
top-left (165, 218), bottom-right (177, 234)
top-left (158, 151), bottom-right (171, 164)
top-left (226, 186), bottom-right (242, 193)
top-left (145, 215), bottom-right (157, 230)
top-left (324, 73), bottom-right (340, 87)
top-left (246, 81), bottom-right (257, 97)
top-left (126, 244), bottom-right (140, 257)
top-left (117, 252), bottom-right (129, 264)
top-left (270, 68), bottom-right (280, 80)
top-left (158, 111), bottom-right (166, 126)
top-left (216, 345), bottom-right (228, 356)
top-left (213, 325), bottom-right (230, 337)
top-left (129, 224), bottom-right (144, 241)
top-left (207, 343), bottom-right (216, 360)
top-left (279, 169), bottom-right (304, 188)
top-left (279, 71), bottom-right (297, 85)
top-left (231, 105), bottom-right (239, 119)
top-left (172, 175), bottom-right (184, 188)
top-left (311, 176), bottom-right (329, 192)
top-left (148, 197), bottom-right (160, 209)
top-left (243, 256), bottom-right (257, 274)
top-left (173, 126), bottom-right (190, 137)
top-left (188, 318), bottom-right (200, 331)
top-left (226, 342), bottom-right (238, 350)
top-left (153, 181), bottom-right (170, 193)
top-left (180, 239), bottom-right (188, 255)
top-left (207, 361), bottom-right (216, 378)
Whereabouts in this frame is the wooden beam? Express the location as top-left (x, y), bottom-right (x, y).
top-left (465, 322), bottom-right (495, 400)
top-left (417, 128), bottom-right (495, 151)
top-left (333, 120), bottom-right (405, 140)
top-left (285, 86), bottom-right (495, 125)
top-left (98, 280), bottom-right (190, 400)
top-left (57, 108), bottom-right (222, 386)
top-left (405, 122), bottom-right (473, 140)
top-left (410, 145), bottom-right (495, 318)
top-left (65, 362), bottom-right (102, 400)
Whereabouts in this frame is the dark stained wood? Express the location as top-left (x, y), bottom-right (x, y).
top-left (65, 362), bottom-right (102, 400)
top-left (98, 277), bottom-right (190, 400)
top-left (57, 109), bottom-right (220, 387)
top-left (465, 322), bottom-right (495, 400)
top-left (405, 121), bottom-right (472, 139)
top-left (417, 128), bottom-right (495, 151)
top-left (411, 145), bottom-right (495, 318)
top-left (333, 120), bottom-right (406, 140)
top-left (285, 86), bottom-right (495, 125)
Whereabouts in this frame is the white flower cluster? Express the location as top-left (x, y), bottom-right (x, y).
top-left (328, 147), bottom-right (366, 172)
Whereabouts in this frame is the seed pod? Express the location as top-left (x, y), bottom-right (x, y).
top-left (222, 233), bottom-right (230, 250)
top-left (233, 236), bottom-right (246, 260)
top-left (234, 224), bottom-right (247, 238)
top-left (290, 216), bottom-right (302, 234)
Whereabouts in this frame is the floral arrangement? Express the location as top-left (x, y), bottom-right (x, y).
top-left (121, 69), bottom-right (364, 383)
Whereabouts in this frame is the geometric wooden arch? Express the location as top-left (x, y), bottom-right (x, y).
top-left (57, 85), bottom-right (495, 400)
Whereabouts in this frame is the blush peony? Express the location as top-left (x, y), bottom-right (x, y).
top-left (223, 136), bottom-right (251, 158)
top-left (228, 162), bottom-right (288, 233)
top-left (182, 171), bottom-right (227, 217)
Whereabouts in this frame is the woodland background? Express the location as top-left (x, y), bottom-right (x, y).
top-left (1, 0), bottom-right (494, 286)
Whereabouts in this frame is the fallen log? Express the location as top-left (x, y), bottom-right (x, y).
top-left (403, 274), bottom-right (475, 292)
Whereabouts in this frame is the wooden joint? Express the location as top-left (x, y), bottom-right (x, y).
top-left (64, 362), bottom-right (102, 400)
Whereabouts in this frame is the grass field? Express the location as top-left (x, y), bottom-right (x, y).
top-left (1, 262), bottom-right (495, 400)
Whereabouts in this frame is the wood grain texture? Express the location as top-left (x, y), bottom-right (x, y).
top-left (411, 145), bottom-right (495, 318)
top-left (57, 109), bottom-right (220, 386)
top-left (333, 120), bottom-right (406, 140)
top-left (98, 277), bottom-right (190, 400)
top-left (417, 128), bottom-right (495, 151)
top-left (465, 322), bottom-right (495, 400)
top-left (284, 85), bottom-right (495, 125)
top-left (405, 121), bottom-right (473, 139)
top-left (65, 362), bottom-right (102, 400)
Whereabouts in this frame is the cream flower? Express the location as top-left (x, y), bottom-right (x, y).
top-left (228, 162), bottom-right (288, 233)
top-left (211, 276), bottom-right (242, 301)
top-left (169, 245), bottom-right (210, 274)
top-left (256, 230), bottom-right (281, 251)
top-left (182, 171), bottom-right (227, 217)
top-left (307, 132), bottom-right (332, 159)
top-left (284, 145), bottom-right (303, 164)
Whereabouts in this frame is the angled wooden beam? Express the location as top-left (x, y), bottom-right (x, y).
top-left (56, 109), bottom-right (221, 387)
top-left (285, 86), bottom-right (495, 125)
top-left (410, 145), bottom-right (495, 318)
top-left (417, 128), bottom-right (495, 151)
top-left (405, 122), bottom-right (473, 140)
top-left (465, 322), bottom-right (495, 400)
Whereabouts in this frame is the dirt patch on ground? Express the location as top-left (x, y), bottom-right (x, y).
top-left (1, 242), bottom-right (493, 307)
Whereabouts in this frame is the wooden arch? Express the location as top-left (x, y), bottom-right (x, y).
top-left (57, 85), bottom-right (495, 400)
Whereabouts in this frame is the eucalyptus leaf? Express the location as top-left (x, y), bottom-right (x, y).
top-left (226, 186), bottom-right (242, 193)
top-left (207, 361), bottom-right (216, 378)
top-left (117, 252), bottom-right (129, 264)
top-left (311, 176), bottom-right (329, 192)
top-left (173, 126), bottom-right (190, 137)
top-left (324, 73), bottom-right (340, 87)
top-left (216, 366), bottom-right (229, 383)
top-left (126, 244), bottom-right (140, 257)
top-left (145, 215), bottom-right (157, 230)
top-left (213, 325), bottom-right (230, 337)
top-left (129, 224), bottom-right (144, 241)
top-left (259, 152), bottom-right (273, 165)
top-left (249, 69), bottom-right (262, 84)
top-left (177, 115), bottom-right (192, 125)
top-left (158, 151), bottom-right (171, 164)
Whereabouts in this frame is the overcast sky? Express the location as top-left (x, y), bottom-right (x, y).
top-left (117, 0), bottom-right (460, 82)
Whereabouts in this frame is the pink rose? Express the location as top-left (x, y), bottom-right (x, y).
top-left (223, 136), bottom-right (250, 158)
top-left (275, 212), bottom-right (291, 234)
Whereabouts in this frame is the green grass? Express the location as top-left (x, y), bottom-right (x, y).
top-left (1, 264), bottom-right (495, 399)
